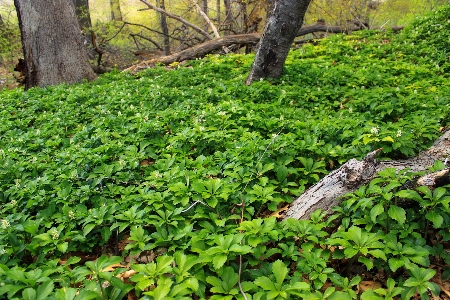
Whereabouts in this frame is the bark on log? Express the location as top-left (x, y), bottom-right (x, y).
top-left (283, 129), bottom-right (450, 220)
top-left (124, 22), bottom-right (404, 73)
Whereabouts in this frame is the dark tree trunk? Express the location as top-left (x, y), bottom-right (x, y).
top-left (202, 0), bottom-right (208, 16)
top-left (110, 0), bottom-right (123, 21)
top-left (157, 0), bottom-right (170, 55)
top-left (73, 0), bottom-right (92, 29)
top-left (216, 0), bottom-right (220, 26)
top-left (14, 0), bottom-right (97, 90)
top-left (245, 0), bottom-right (312, 85)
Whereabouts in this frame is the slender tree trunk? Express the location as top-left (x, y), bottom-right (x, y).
top-left (110, 0), bottom-right (123, 21)
top-left (14, 0), bottom-right (97, 90)
top-left (217, 0), bottom-right (221, 26)
top-left (224, 0), bottom-right (233, 35)
top-left (157, 0), bottom-right (170, 55)
top-left (246, 0), bottom-right (312, 85)
top-left (73, 0), bottom-right (92, 29)
top-left (202, 0), bottom-right (208, 16)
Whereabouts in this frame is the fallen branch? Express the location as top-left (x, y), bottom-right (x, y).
top-left (283, 129), bottom-right (450, 220)
top-left (124, 22), bottom-right (404, 73)
top-left (124, 33), bottom-right (261, 72)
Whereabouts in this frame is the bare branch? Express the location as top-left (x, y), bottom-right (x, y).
top-left (138, 0), bottom-right (213, 40)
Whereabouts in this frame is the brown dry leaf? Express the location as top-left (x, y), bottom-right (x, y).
top-left (359, 281), bottom-right (382, 292)
top-left (102, 263), bottom-right (125, 272)
top-left (118, 269), bottom-right (137, 280)
top-left (439, 284), bottom-right (450, 298)
top-left (270, 204), bottom-right (289, 219)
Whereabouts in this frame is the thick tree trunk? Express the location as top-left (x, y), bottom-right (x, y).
top-left (245, 0), bottom-right (312, 85)
top-left (14, 0), bottom-right (97, 90)
top-left (283, 130), bottom-right (450, 220)
top-left (110, 0), bottom-right (123, 21)
top-left (73, 0), bottom-right (92, 29)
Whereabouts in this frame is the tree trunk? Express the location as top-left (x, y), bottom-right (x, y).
top-left (283, 130), bottom-right (450, 220)
top-left (245, 0), bottom-right (312, 85)
top-left (73, 0), bottom-right (92, 29)
top-left (202, 0), bottom-right (208, 16)
top-left (224, 0), bottom-right (233, 35)
top-left (157, 0), bottom-right (170, 55)
top-left (110, 0), bottom-right (123, 21)
top-left (14, 0), bottom-right (97, 90)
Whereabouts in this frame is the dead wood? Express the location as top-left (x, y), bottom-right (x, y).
top-left (283, 129), bottom-right (450, 220)
top-left (124, 22), bottom-right (404, 73)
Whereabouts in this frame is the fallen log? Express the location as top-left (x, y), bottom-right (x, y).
top-left (123, 22), bottom-right (404, 73)
top-left (283, 129), bottom-right (450, 220)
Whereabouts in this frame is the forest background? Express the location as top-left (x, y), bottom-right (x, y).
top-left (0, 0), bottom-right (448, 89)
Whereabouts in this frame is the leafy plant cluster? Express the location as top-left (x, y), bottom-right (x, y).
top-left (0, 6), bottom-right (450, 299)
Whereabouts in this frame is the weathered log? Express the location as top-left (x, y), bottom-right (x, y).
top-left (124, 22), bottom-right (404, 73)
top-left (283, 129), bottom-right (450, 220)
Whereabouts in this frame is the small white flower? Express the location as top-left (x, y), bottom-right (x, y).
top-left (10, 200), bottom-right (17, 207)
top-left (15, 179), bottom-right (21, 188)
top-left (118, 111), bottom-right (122, 116)
top-left (1, 219), bottom-right (10, 229)
top-left (50, 229), bottom-right (59, 240)
top-left (370, 127), bottom-right (379, 135)
top-left (68, 210), bottom-right (75, 220)
top-left (396, 129), bottom-right (402, 137)
top-left (0, 248), bottom-right (7, 255)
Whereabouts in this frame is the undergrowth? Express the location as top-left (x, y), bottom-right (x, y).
top-left (0, 6), bottom-right (450, 300)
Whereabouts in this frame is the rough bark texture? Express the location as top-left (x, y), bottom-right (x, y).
top-left (283, 130), bottom-right (450, 220)
top-left (157, 0), bottom-right (170, 55)
top-left (14, 0), bottom-right (97, 90)
top-left (245, 0), bottom-right (312, 85)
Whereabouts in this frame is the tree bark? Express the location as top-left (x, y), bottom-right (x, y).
top-left (14, 0), bottom-right (97, 90)
top-left (73, 0), bottom-right (92, 29)
top-left (245, 0), bottom-right (312, 85)
top-left (110, 0), bottom-right (123, 21)
top-left (224, 0), bottom-right (234, 35)
top-left (283, 130), bottom-right (450, 220)
top-left (157, 0), bottom-right (170, 55)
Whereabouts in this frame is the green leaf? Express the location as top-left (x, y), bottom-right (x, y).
top-left (83, 223), bottom-right (96, 236)
top-left (388, 205), bottom-right (406, 225)
top-left (396, 190), bottom-right (422, 201)
top-left (254, 276), bottom-right (277, 291)
top-left (388, 258), bottom-right (404, 272)
top-left (36, 281), bottom-right (54, 300)
top-left (426, 211), bottom-right (444, 228)
top-left (361, 289), bottom-right (384, 300)
top-left (55, 287), bottom-right (77, 300)
top-left (212, 254), bottom-right (228, 269)
top-left (272, 260), bottom-right (288, 291)
top-left (370, 203), bottom-right (384, 223)
top-left (22, 288), bottom-right (37, 300)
